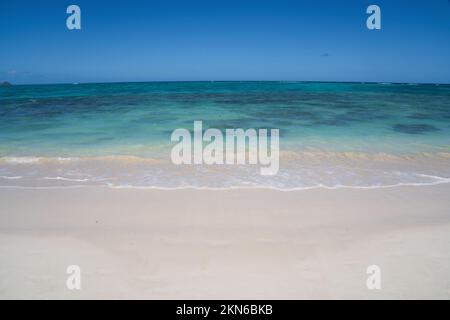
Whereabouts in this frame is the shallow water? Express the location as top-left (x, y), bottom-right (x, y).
top-left (1, 81), bottom-right (449, 189)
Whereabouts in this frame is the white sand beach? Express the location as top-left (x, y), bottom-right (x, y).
top-left (0, 184), bottom-right (449, 299)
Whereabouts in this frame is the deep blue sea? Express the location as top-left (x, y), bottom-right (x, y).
top-left (1, 81), bottom-right (449, 189)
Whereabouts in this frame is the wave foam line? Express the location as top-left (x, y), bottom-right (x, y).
top-left (104, 178), bottom-right (450, 191)
top-left (43, 176), bottom-right (90, 182)
top-left (0, 175), bottom-right (23, 180)
top-left (1, 157), bottom-right (42, 164)
top-left (1, 177), bottom-right (449, 191)
top-left (1, 151), bottom-right (449, 164)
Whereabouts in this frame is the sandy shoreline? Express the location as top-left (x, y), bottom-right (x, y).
top-left (1, 184), bottom-right (450, 299)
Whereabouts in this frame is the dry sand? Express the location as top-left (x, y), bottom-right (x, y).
top-left (0, 184), bottom-right (450, 299)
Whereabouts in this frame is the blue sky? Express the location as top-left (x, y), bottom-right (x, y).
top-left (1, 0), bottom-right (450, 84)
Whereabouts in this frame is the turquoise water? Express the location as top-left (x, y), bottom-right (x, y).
top-left (1, 81), bottom-right (450, 188)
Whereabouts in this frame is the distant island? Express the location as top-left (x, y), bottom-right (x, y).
top-left (0, 81), bottom-right (12, 86)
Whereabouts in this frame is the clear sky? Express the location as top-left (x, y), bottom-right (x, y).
top-left (1, 0), bottom-right (450, 84)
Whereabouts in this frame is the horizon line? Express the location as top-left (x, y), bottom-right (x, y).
top-left (2, 79), bottom-right (450, 86)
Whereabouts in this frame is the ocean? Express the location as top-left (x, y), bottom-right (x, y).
top-left (1, 81), bottom-right (449, 189)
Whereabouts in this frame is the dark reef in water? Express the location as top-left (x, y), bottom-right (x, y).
top-left (393, 124), bottom-right (440, 134)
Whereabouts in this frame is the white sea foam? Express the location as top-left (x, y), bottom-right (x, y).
top-left (57, 157), bottom-right (80, 162)
top-left (1, 157), bottom-right (41, 164)
top-left (43, 176), bottom-right (90, 182)
top-left (0, 152), bottom-right (449, 190)
top-left (1, 178), bottom-right (449, 191)
top-left (0, 175), bottom-right (23, 180)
